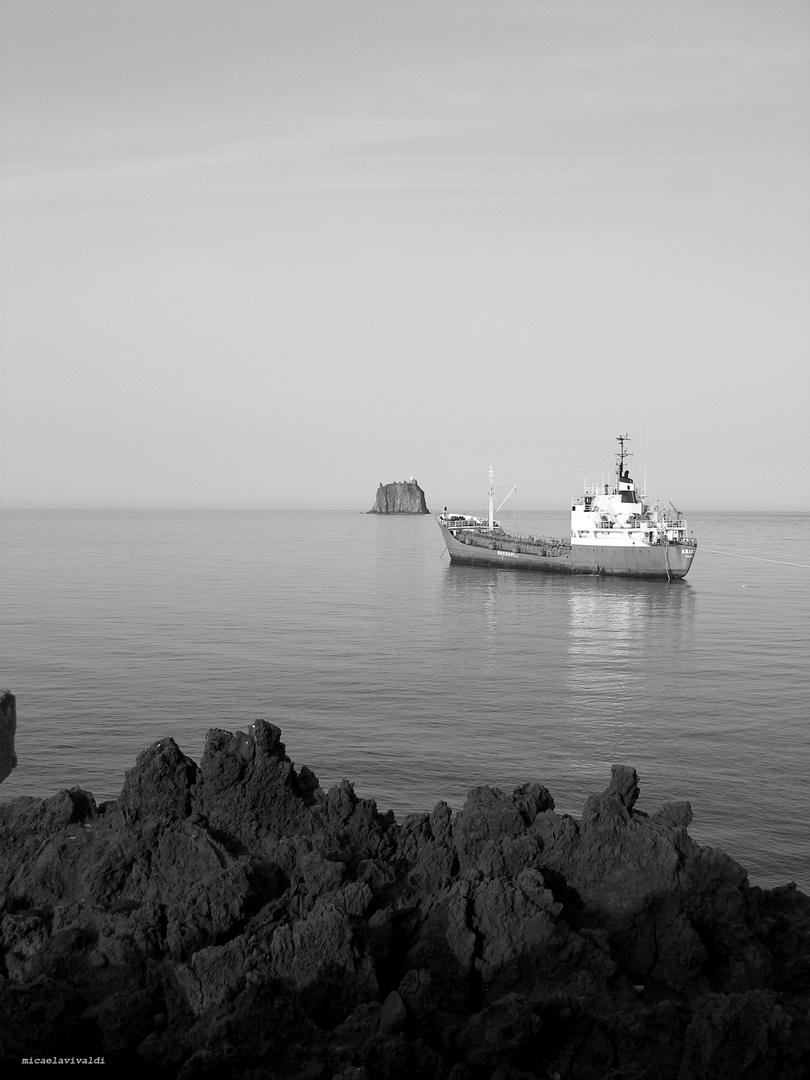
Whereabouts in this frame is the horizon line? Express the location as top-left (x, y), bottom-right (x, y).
top-left (1, 503), bottom-right (805, 514)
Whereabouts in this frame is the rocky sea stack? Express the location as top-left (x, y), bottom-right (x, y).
top-left (1, 719), bottom-right (808, 1079)
top-left (367, 480), bottom-right (430, 514)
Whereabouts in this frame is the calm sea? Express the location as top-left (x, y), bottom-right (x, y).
top-left (1, 509), bottom-right (808, 891)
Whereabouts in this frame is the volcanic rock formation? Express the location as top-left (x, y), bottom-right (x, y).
top-left (0, 719), bottom-right (808, 1079)
top-left (367, 479), bottom-right (430, 514)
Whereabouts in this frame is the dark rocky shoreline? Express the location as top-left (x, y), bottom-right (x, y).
top-left (1, 719), bottom-right (808, 1078)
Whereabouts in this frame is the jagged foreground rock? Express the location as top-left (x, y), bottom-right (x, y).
top-left (0, 721), bottom-right (808, 1079)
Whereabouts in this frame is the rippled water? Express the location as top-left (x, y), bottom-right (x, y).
top-left (1, 508), bottom-right (808, 889)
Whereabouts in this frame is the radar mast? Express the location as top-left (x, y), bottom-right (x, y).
top-left (616, 433), bottom-right (631, 484)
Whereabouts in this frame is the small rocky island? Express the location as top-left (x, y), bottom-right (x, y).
top-left (367, 479), bottom-right (430, 514)
top-left (1, 717), bottom-right (808, 1078)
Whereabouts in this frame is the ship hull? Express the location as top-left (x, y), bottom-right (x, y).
top-left (438, 521), bottom-right (696, 580)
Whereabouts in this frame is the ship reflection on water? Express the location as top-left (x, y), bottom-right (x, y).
top-left (439, 565), bottom-right (698, 811)
top-left (441, 564), bottom-right (694, 659)
top-left (567, 577), bottom-right (694, 699)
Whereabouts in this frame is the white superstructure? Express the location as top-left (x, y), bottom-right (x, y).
top-left (571, 435), bottom-right (692, 551)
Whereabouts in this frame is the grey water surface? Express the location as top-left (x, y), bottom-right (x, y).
top-left (2, 508), bottom-right (808, 890)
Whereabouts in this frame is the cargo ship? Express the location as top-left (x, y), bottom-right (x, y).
top-left (437, 435), bottom-right (697, 579)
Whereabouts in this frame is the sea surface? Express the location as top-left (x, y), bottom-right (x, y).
top-left (1, 508), bottom-right (808, 891)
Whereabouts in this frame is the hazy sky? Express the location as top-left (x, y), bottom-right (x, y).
top-left (2, 0), bottom-right (808, 510)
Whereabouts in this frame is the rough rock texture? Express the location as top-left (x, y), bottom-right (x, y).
top-left (0, 690), bottom-right (17, 784)
top-left (1, 722), bottom-right (808, 1080)
top-left (367, 480), bottom-right (430, 514)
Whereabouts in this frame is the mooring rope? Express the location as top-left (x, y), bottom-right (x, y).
top-left (700, 547), bottom-right (810, 569)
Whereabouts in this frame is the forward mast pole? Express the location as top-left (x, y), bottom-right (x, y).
top-left (488, 466), bottom-right (494, 530)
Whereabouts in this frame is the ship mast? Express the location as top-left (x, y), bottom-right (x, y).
top-left (488, 466), bottom-right (494, 529)
top-left (616, 432), bottom-right (630, 484)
